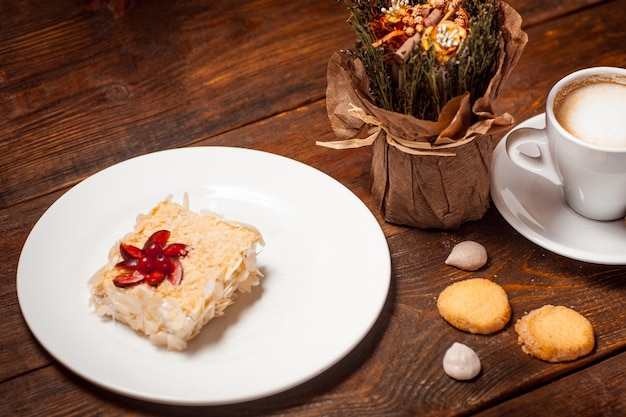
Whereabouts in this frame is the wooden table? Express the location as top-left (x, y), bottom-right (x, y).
top-left (2, 0), bottom-right (625, 415)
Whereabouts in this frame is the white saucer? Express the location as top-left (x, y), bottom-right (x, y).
top-left (490, 113), bottom-right (626, 265)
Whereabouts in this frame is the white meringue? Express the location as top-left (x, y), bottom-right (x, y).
top-left (445, 241), bottom-right (488, 271)
top-left (442, 342), bottom-right (481, 380)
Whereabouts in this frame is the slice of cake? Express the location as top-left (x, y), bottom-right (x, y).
top-left (89, 196), bottom-right (264, 351)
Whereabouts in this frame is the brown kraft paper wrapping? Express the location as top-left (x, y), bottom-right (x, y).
top-left (370, 131), bottom-right (493, 229)
top-left (319, 2), bottom-right (527, 229)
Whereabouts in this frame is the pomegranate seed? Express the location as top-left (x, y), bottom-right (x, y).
top-left (115, 258), bottom-right (139, 270)
top-left (168, 259), bottom-right (183, 285)
top-left (162, 243), bottom-right (190, 257)
top-left (154, 254), bottom-right (173, 273)
top-left (143, 241), bottom-right (162, 257)
top-left (145, 271), bottom-right (165, 287)
top-left (113, 271), bottom-right (145, 288)
top-left (146, 230), bottom-right (170, 247)
top-left (137, 256), bottom-right (153, 274)
top-left (120, 242), bottom-right (142, 260)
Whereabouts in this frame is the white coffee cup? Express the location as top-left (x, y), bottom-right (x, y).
top-left (505, 67), bottom-right (626, 221)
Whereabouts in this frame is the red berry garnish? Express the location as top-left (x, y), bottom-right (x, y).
top-left (115, 258), bottom-right (139, 270)
top-left (120, 242), bottom-right (143, 260)
top-left (145, 270), bottom-right (165, 287)
top-left (137, 256), bottom-right (153, 274)
top-left (143, 241), bottom-right (162, 257)
top-left (113, 271), bottom-right (145, 288)
top-left (113, 230), bottom-right (191, 289)
top-left (146, 230), bottom-right (170, 247)
top-left (168, 259), bottom-right (183, 286)
top-left (154, 253), bottom-right (173, 273)
top-left (162, 243), bottom-right (190, 257)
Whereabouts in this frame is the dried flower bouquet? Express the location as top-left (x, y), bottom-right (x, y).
top-left (319, 0), bottom-right (527, 229)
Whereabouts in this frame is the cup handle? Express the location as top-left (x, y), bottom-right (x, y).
top-left (505, 127), bottom-right (562, 185)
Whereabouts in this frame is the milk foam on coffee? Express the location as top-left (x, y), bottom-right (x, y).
top-left (555, 79), bottom-right (626, 148)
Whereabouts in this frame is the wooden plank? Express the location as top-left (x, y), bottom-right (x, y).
top-left (506, 0), bottom-right (607, 28)
top-left (0, 0), bottom-right (356, 208)
top-left (0, 192), bottom-right (62, 382)
top-left (474, 351), bottom-right (626, 416)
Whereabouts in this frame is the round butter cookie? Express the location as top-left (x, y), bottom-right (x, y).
top-left (437, 278), bottom-right (511, 334)
top-left (515, 305), bottom-right (595, 362)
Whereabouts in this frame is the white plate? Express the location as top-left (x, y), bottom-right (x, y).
top-left (491, 114), bottom-right (626, 265)
top-left (17, 146), bottom-right (391, 405)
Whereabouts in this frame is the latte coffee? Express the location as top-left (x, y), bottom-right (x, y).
top-left (507, 67), bottom-right (626, 221)
top-left (554, 75), bottom-right (626, 148)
